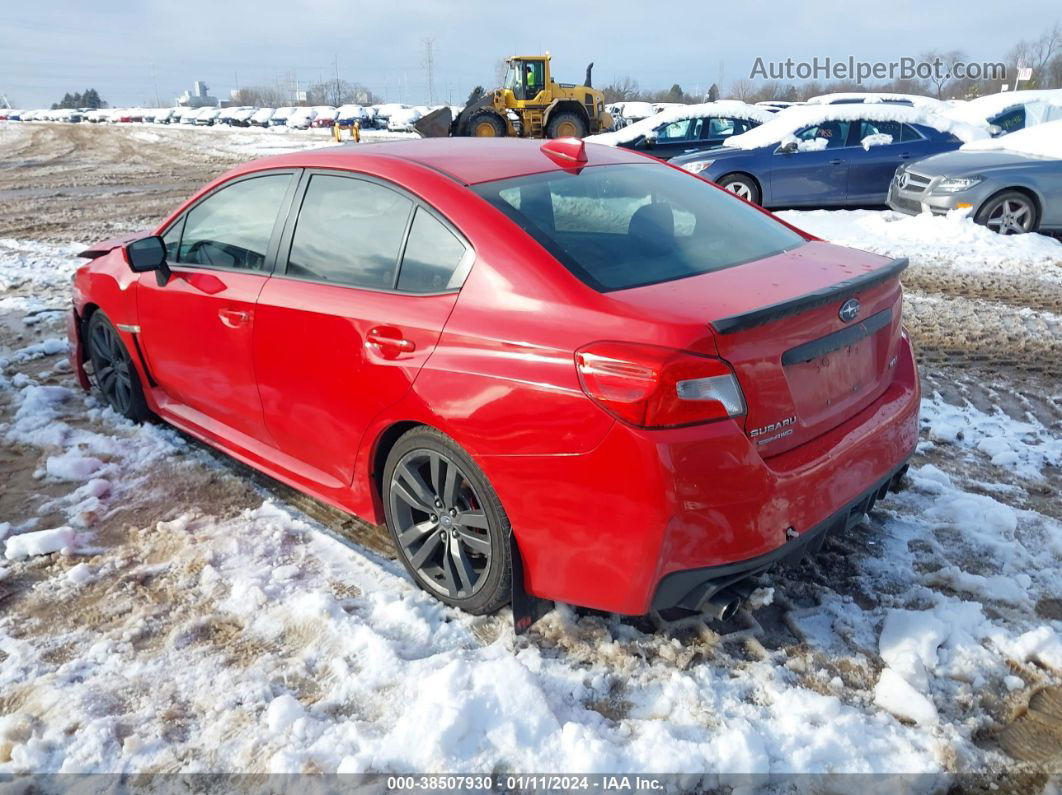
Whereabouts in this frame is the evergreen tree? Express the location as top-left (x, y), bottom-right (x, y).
top-left (668, 83), bottom-right (685, 102)
top-left (707, 83), bottom-right (720, 101)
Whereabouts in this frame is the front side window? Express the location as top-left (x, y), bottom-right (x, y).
top-left (794, 120), bottom-right (851, 149)
top-left (176, 174), bottom-right (292, 270)
top-left (286, 175), bottom-right (412, 289)
top-left (656, 119), bottom-right (697, 141)
top-left (473, 163), bottom-right (805, 292)
top-left (162, 217), bottom-right (184, 262)
top-left (991, 107), bottom-right (1026, 133)
top-left (397, 208), bottom-right (470, 293)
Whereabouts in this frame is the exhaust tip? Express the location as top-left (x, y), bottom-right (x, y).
top-left (701, 588), bottom-right (743, 622)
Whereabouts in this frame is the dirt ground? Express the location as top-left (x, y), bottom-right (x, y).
top-left (1, 123), bottom-right (1060, 780)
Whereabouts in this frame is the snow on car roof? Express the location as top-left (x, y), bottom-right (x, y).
top-left (724, 103), bottom-right (989, 149)
top-left (805, 92), bottom-right (943, 108)
top-left (960, 118), bottom-right (1062, 159)
top-left (620, 101), bottom-right (656, 119)
top-left (588, 101), bottom-right (775, 146)
top-left (942, 88), bottom-right (1062, 125)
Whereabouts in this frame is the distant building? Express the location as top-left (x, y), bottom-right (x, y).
top-left (177, 80), bottom-right (218, 108)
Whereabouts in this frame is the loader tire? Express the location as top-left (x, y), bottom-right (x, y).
top-left (546, 111), bottom-right (587, 139)
top-left (468, 112), bottom-right (506, 137)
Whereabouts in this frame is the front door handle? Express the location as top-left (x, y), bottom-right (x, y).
top-left (218, 308), bottom-right (251, 328)
top-left (367, 327), bottom-right (416, 355)
top-left (828, 158), bottom-right (843, 166)
top-left (898, 152), bottom-right (911, 160)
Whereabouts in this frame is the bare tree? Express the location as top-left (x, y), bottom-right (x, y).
top-left (1008, 23), bottom-right (1062, 87)
top-left (602, 75), bottom-right (641, 103)
top-left (919, 49), bottom-right (968, 98)
top-left (728, 78), bottom-right (756, 101)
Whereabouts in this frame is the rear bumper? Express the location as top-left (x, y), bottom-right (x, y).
top-left (651, 459), bottom-right (909, 611)
top-left (482, 335), bottom-right (920, 615)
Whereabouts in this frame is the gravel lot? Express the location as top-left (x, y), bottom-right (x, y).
top-left (0, 122), bottom-right (1059, 784)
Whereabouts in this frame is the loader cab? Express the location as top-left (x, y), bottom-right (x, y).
top-left (504, 57), bottom-right (549, 103)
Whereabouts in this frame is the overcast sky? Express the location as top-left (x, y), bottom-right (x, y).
top-left (3, 0), bottom-right (1058, 107)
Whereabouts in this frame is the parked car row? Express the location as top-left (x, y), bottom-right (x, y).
top-left (588, 92), bottom-right (1062, 234)
top-left (0, 102), bottom-right (449, 131)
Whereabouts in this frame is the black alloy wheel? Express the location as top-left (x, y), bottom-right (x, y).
top-left (383, 428), bottom-right (512, 613)
top-left (86, 311), bottom-right (151, 421)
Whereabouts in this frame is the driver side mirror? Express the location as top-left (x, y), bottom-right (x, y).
top-left (126, 236), bottom-right (171, 286)
top-left (778, 141), bottom-right (799, 154)
top-left (987, 124), bottom-right (1003, 137)
top-left (643, 134), bottom-right (656, 149)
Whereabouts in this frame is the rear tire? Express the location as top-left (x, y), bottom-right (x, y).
top-left (85, 311), bottom-right (151, 422)
top-left (718, 173), bottom-right (761, 205)
top-left (382, 427), bottom-right (513, 614)
top-left (546, 111), bottom-right (588, 139)
top-left (975, 190), bottom-right (1039, 235)
top-left (467, 112), bottom-right (506, 137)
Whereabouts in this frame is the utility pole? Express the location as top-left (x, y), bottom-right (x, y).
top-left (333, 54), bottom-right (341, 106)
top-left (423, 38), bottom-right (436, 105)
top-left (152, 63), bottom-right (161, 107)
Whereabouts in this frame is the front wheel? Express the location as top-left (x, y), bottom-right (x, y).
top-left (546, 111), bottom-right (588, 139)
top-left (383, 428), bottom-right (512, 614)
top-left (85, 311), bottom-right (152, 422)
top-left (467, 112), bottom-right (507, 137)
top-left (717, 173), bottom-right (762, 205)
top-left (975, 190), bottom-right (1039, 235)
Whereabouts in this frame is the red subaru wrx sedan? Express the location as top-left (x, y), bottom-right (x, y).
top-left (68, 138), bottom-right (919, 624)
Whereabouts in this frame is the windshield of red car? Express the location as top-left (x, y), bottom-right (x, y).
top-left (471, 163), bottom-right (806, 291)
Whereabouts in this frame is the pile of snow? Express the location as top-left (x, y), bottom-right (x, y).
top-left (722, 104), bottom-right (990, 150)
top-left (921, 393), bottom-right (1062, 480)
top-left (587, 102), bottom-right (773, 147)
top-left (960, 118), bottom-right (1062, 159)
top-left (777, 209), bottom-right (1062, 281)
top-left (943, 89), bottom-right (1062, 126)
top-left (805, 92), bottom-right (944, 109)
top-left (4, 526), bottom-right (76, 560)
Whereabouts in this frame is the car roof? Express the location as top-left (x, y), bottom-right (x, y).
top-left (233, 138), bottom-right (653, 185)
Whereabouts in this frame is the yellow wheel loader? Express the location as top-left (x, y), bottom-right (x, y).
top-left (414, 54), bottom-right (612, 140)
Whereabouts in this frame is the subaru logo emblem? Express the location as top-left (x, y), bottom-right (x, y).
top-left (897, 171), bottom-right (909, 189)
top-left (839, 298), bottom-right (861, 322)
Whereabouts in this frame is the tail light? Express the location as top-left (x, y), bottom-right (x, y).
top-left (575, 341), bottom-right (746, 429)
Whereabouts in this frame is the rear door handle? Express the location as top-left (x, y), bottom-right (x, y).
top-left (828, 158), bottom-right (844, 166)
top-left (367, 327), bottom-right (416, 354)
top-left (218, 308), bottom-right (251, 328)
top-left (898, 152), bottom-right (911, 159)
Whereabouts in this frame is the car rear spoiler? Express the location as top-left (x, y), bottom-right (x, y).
top-left (77, 230), bottom-right (153, 259)
top-left (711, 257), bottom-right (909, 334)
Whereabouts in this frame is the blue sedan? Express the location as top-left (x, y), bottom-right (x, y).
top-left (670, 107), bottom-right (988, 208)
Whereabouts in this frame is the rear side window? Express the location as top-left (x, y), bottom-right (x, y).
top-left (397, 208), bottom-right (470, 293)
top-left (286, 175), bottom-right (412, 289)
top-left (854, 119), bottom-right (902, 143)
top-left (473, 163), bottom-right (805, 292)
top-left (177, 174), bottom-right (291, 270)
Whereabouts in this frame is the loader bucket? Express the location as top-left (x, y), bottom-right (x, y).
top-left (414, 107), bottom-right (454, 138)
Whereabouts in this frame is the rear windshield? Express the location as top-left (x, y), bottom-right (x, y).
top-left (471, 163), bottom-right (805, 291)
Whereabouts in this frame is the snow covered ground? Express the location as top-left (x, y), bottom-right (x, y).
top-left (0, 124), bottom-right (1060, 785)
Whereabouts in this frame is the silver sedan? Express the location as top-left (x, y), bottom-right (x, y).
top-left (888, 149), bottom-right (1062, 235)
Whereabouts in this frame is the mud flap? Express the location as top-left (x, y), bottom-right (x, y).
top-left (510, 532), bottom-right (553, 634)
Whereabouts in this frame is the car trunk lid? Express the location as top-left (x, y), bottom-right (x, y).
top-left (611, 241), bottom-right (907, 455)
